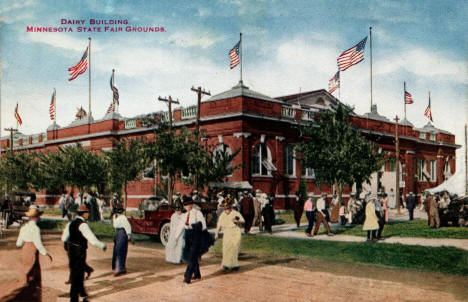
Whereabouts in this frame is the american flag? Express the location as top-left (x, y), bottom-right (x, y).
top-left (424, 95), bottom-right (433, 122)
top-left (404, 91), bottom-right (413, 104)
top-left (68, 47), bottom-right (88, 81)
top-left (49, 88), bottom-right (56, 120)
top-left (328, 71), bottom-right (340, 94)
top-left (229, 40), bottom-right (240, 69)
top-left (337, 37), bottom-right (367, 71)
top-left (110, 70), bottom-right (119, 105)
top-left (106, 101), bottom-right (116, 115)
top-left (14, 102), bottom-right (22, 125)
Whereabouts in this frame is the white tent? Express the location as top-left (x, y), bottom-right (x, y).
top-left (426, 171), bottom-right (466, 196)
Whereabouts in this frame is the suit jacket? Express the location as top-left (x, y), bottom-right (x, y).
top-left (406, 195), bottom-right (416, 209)
top-left (240, 197), bottom-right (255, 216)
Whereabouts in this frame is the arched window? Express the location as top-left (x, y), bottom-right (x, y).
top-left (213, 144), bottom-right (233, 170)
top-left (252, 143), bottom-right (272, 176)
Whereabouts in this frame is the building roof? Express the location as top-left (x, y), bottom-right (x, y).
top-left (361, 104), bottom-right (391, 122)
top-left (206, 81), bottom-right (284, 104)
top-left (415, 122), bottom-right (453, 135)
top-left (399, 117), bottom-right (414, 127)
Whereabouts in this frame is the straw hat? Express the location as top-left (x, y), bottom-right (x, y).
top-left (25, 205), bottom-right (43, 217)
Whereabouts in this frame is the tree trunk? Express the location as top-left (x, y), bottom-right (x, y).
top-left (167, 175), bottom-right (173, 205)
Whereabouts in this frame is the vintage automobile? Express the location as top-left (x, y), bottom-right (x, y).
top-left (439, 195), bottom-right (468, 227)
top-left (128, 196), bottom-right (218, 246)
top-left (0, 192), bottom-right (36, 228)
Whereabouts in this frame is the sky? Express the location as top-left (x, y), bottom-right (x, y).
top-left (0, 0), bottom-right (466, 171)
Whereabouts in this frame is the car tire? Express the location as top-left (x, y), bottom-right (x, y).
top-left (159, 222), bottom-right (170, 247)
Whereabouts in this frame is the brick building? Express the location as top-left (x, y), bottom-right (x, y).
top-left (1, 81), bottom-right (459, 209)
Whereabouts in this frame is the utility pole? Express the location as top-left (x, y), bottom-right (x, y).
top-left (4, 127), bottom-right (17, 153)
top-left (191, 86), bottom-right (211, 191)
top-left (157, 95), bottom-right (179, 204)
top-left (158, 95), bottom-right (179, 130)
top-left (394, 115), bottom-right (400, 214)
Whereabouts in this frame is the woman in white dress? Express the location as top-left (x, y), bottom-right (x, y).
top-left (165, 203), bottom-right (186, 264)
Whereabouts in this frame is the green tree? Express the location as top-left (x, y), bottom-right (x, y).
top-left (36, 151), bottom-right (67, 193)
top-left (106, 138), bottom-right (150, 209)
top-left (296, 105), bottom-right (385, 204)
top-left (0, 151), bottom-right (38, 192)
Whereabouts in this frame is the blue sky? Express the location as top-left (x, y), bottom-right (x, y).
top-left (1, 0), bottom-right (466, 168)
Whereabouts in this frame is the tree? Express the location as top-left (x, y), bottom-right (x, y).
top-left (106, 138), bottom-right (150, 209)
top-left (296, 105), bottom-right (385, 204)
top-left (0, 151), bottom-right (38, 192)
top-left (36, 151), bottom-right (67, 193)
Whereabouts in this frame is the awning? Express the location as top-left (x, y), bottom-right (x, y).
top-left (209, 181), bottom-right (253, 190)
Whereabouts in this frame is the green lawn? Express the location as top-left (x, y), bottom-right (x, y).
top-left (296, 219), bottom-right (468, 239)
top-left (213, 235), bottom-right (468, 276)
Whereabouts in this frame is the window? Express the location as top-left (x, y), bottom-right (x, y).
top-left (417, 159), bottom-right (427, 181)
top-left (430, 160), bottom-right (437, 182)
top-left (387, 158), bottom-right (396, 172)
top-left (302, 166), bottom-right (315, 178)
top-left (430, 133), bottom-right (436, 141)
top-left (214, 144), bottom-right (233, 176)
top-left (444, 160), bottom-right (451, 180)
top-left (252, 143), bottom-right (272, 176)
top-left (283, 144), bottom-right (295, 176)
top-left (419, 132), bottom-right (426, 139)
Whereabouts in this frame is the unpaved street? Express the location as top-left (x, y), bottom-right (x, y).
top-left (1, 230), bottom-right (467, 302)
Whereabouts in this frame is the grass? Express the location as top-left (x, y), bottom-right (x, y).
top-left (42, 207), bottom-right (140, 219)
top-left (276, 210), bottom-right (307, 225)
top-left (296, 219), bottom-right (468, 239)
top-left (213, 234), bottom-right (468, 276)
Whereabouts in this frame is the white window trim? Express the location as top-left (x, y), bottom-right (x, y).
top-left (252, 143), bottom-right (273, 176)
top-left (284, 144), bottom-right (296, 177)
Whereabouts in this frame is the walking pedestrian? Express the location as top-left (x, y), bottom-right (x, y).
top-left (363, 197), bottom-right (379, 242)
top-left (166, 202), bottom-right (186, 264)
top-left (262, 194), bottom-right (275, 234)
top-left (253, 189), bottom-right (263, 231)
top-left (430, 195), bottom-right (440, 228)
top-left (62, 205), bottom-right (106, 302)
top-left (0, 205), bottom-right (53, 302)
top-left (239, 191), bottom-right (254, 234)
top-left (375, 195), bottom-right (386, 240)
top-left (406, 192), bottom-right (416, 220)
top-left (303, 197), bottom-right (315, 237)
top-left (215, 196), bottom-right (245, 271)
top-left (294, 191), bottom-right (305, 228)
top-left (112, 207), bottom-right (132, 276)
top-left (313, 193), bottom-right (334, 236)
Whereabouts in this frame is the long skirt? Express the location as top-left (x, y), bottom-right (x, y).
top-left (0, 242), bottom-right (42, 302)
top-left (166, 229), bottom-right (185, 264)
top-left (112, 228), bottom-right (128, 273)
top-left (222, 227), bottom-right (242, 268)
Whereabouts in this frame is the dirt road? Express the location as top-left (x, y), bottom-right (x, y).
top-left (1, 230), bottom-right (467, 302)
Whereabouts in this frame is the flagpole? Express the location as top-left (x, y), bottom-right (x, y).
top-left (88, 37), bottom-right (92, 118)
top-left (0, 16), bottom-right (2, 162)
top-left (369, 26), bottom-right (373, 111)
top-left (404, 82), bottom-right (406, 120)
top-left (240, 32), bottom-right (243, 84)
top-left (428, 91), bottom-right (431, 123)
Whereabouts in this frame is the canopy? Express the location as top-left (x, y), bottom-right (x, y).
top-left (426, 170), bottom-right (466, 196)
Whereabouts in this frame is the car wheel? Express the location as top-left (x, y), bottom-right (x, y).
top-left (159, 222), bottom-right (170, 247)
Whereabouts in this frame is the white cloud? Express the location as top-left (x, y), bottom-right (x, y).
top-left (168, 30), bottom-right (222, 49)
top-left (0, 0), bottom-right (37, 14)
top-left (26, 33), bottom-right (99, 53)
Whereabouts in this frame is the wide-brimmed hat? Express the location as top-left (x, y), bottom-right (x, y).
top-left (77, 204), bottom-right (89, 213)
top-left (183, 196), bottom-right (194, 206)
top-left (113, 207), bottom-right (125, 214)
top-left (25, 205), bottom-right (43, 217)
top-left (222, 194), bottom-right (234, 208)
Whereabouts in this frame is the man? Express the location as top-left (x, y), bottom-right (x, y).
top-left (182, 197), bottom-right (207, 284)
top-left (429, 195), bottom-right (440, 228)
top-left (253, 189), bottom-right (263, 231)
top-left (262, 194), bottom-right (275, 234)
top-left (303, 196), bottom-right (315, 237)
top-left (294, 191), bottom-right (305, 228)
top-left (62, 205), bottom-right (106, 302)
top-left (375, 195), bottom-right (385, 240)
top-left (240, 191), bottom-right (255, 234)
top-left (313, 193), bottom-right (334, 236)
top-left (423, 193), bottom-right (432, 226)
top-left (406, 192), bottom-right (416, 220)
top-left (0, 205), bottom-right (53, 301)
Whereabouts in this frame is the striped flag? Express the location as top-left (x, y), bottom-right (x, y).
top-left (337, 37), bottom-right (367, 71)
top-left (68, 47), bottom-right (88, 81)
top-left (424, 95), bottom-right (433, 122)
top-left (110, 70), bottom-right (119, 105)
top-left (404, 91), bottom-right (413, 104)
top-left (229, 40), bottom-right (240, 69)
top-left (49, 88), bottom-right (56, 120)
top-left (328, 71), bottom-right (340, 94)
top-left (14, 102), bottom-right (22, 125)
top-left (106, 101), bottom-right (116, 114)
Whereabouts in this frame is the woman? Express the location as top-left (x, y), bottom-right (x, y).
top-left (112, 207), bottom-right (132, 277)
top-left (215, 196), bottom-right (245, 271)
top-left (362, 197), bottom-right (379, 242)
top-left (381, 193), bottom-right (389, 222)
top-left (165, 202), bottom-right (186, 263)
top-left (0, 205), bottom-right (53, 302)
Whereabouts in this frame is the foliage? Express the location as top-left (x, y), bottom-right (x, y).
top-left (105, 138), bottom-right (151, 208)
top-left (296, 105), bottom-right (385, 201)
top-left (0, 151), bottom-right (39, 192)
top-left (298, 178), bottom-right (308, 201)
top-left (36, 151), bottom-right (67, 192)
top-left (212, 234), bottom-right (468, 276)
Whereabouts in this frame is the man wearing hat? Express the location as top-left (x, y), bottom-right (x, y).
top-left (239, 191), bottom-right (254, 234)
top-left (313, 193), bottom-right (334, 236)
top-left (253, 189), bottom-right (263, 231)
top-left (0, 205), bottom-right (53, 301)
top-left (62, 205), bottom-right (106, 302)
top-left (182, 196), bottom-right (207, 284)
top-left (112, 207), bottom-right (132, 276)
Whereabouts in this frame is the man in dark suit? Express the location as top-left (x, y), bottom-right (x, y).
top-left (240, 191), bottom-right (255, 234)
top-left (406, 192), bottom-right (416, 220)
